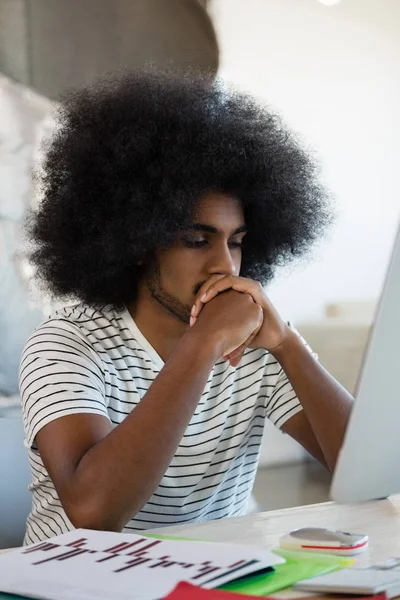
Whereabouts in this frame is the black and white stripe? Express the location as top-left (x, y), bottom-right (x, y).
top-left (20, 303), bottom-right (307, 544)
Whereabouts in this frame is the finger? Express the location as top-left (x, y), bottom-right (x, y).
top-left (193, 277), bottom-right (266, 320)
top-left (228, 334), bottom-right (256, 362)
top-left (223, 328), bottom-right (260, 365)
top-left (224, 342), bottom-right (247, 361)
top-left (201, 276), bottom-right (263, 308)
top-left (227, 322), bottom-right (262, 365)
top-left (191, 300), bottom-right (205, 320)
top-left (192, 274), bottom-right (251, 319)
top-left (191, 274), bottom-right (230, 318)
top-left (227, 325), bottom-right (261, 358)
top-left (228, 345), bottom-right (246, 368)
top-left (228, 345), bottom-right (247, 367)
top-left (199, 278), bottom-right (235, 304)
top-left (229, 352), bottom-right (244, 368)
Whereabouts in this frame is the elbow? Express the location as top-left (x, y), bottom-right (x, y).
top-left (65, 498), bottom-right (127, 533)
top-left (70, 514), bottom-right (122, 533)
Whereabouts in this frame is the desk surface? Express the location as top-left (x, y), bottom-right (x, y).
top-left (1, 498), bottom-right (400, 599)
top-left (2, 496), bottom-right (400, 564)
top-left (149, 495), bottom-right (400, 566)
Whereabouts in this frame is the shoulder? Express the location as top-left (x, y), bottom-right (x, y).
top-left (20, 303), bottom-right (118, 369)
top-left (24, 303), bottom-right (121, 344)
top-left (47, 303), bottom-right (118, 332)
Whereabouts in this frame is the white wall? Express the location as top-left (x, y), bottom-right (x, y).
top-left (210, 0), bottom-right (400, 466)
top-left (210, 0), bottom-right (400, 324)
top-left (0, 75), bottom-right (51, 399)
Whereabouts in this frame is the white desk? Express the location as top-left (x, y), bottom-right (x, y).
top-left (149, 495), bottom-right (400, 567)
top-left (2, 497), bottom-right (400, 598)
top-left (3, 497), bottom-right (399, 562)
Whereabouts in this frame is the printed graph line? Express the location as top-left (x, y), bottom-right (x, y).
top-left (20, 536), bottom-right (262, 581)
top-left (200, 559), bottom-right (260, 585)
top-left (115, 558), bottom-right (151, 573)
top-left (66, 538), bottom-right (87, 548)
top-left (127, 540), bottom-right (161, 555)
top-left (23, 542), bottom-right (58, 554)
top-left (33, 549), bottom-right (90, 565)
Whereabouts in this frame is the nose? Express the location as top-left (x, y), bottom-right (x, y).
top-left (207, 241), bottom-right (237, 277)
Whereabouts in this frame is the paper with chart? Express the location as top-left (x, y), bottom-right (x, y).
top-left (0, 529), bottom-right (284, 600)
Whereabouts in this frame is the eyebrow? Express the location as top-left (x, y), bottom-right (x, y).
top-left (189, 224), bottom-right (248, 235)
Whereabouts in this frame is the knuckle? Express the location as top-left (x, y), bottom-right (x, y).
top-left (242, 292), bottom-right (254, 303)
top-left (254, 304), bottom-right (263, 320)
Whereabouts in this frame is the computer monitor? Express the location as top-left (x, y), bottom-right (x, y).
top-left (331, 223), bottom-right (400, 503)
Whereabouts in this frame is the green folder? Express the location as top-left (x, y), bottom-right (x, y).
top-left (219, 548), bottom-right (352, 596)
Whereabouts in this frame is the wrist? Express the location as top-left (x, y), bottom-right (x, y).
top-left (178, 326), bottom-right (223, 365)
top-left (268, 327), bottom-right (302, 364)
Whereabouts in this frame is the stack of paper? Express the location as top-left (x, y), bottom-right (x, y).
top-left (0, 529), bottom-right (284, 600)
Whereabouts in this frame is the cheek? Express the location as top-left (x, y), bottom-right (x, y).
top-left (163, 254), bottom-right (191, 278)
top-left (161, 255), bottom-right (200, 293)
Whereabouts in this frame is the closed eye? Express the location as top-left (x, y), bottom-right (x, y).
top-left (183, 239), bottom-right (208, 248)
top-left (183, 239), bottom-right (243, 249)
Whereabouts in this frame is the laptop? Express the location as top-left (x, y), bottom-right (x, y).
top-left (331, 223), bottom-right (400, 503)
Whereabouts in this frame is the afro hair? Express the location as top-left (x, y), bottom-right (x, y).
top-left (28, 68), bottom-right (331, 310)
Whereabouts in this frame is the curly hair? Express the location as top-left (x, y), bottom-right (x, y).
top-left (28, 68), bottom-right (332, 310)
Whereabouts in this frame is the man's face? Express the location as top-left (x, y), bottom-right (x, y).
top-left (146, 193), bottom-right (247, 324)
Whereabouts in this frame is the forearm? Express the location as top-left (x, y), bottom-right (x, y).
top-left (68, 330), bottom-right (219, 531)
top-left (271, 329), bottom-right (354, 471)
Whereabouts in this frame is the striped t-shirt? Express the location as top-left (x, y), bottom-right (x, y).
top-left (20, 303), bottom-right (306, 545)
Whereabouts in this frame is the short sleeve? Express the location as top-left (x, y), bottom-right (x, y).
top-left (265, 323), bottom-right (318, 430)
top-left (19, 319), bottom-right (110, 448)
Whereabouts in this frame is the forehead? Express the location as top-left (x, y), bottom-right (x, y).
top-left (193, 193), bottom-right (245, 228)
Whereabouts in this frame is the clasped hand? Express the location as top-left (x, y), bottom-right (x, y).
top-left (190, 275), bottom-right (290, 367)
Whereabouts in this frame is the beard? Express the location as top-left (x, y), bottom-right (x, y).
top-left (147, 263), bottom-right (204, 325)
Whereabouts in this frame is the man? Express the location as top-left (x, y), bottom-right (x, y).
top-left (20, 69), bottom-right (352, 544)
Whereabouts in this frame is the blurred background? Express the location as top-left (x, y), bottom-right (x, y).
top-left (0, 0), bottom-right (399, 512)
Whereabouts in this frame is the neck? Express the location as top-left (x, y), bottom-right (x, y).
top-left (128, 285), bottom-right (188, 363)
